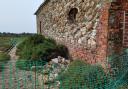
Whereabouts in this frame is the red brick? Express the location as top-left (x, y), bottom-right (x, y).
top-left (124, 36), bottom-right (128, 39)
top-left (124, 40), bottom-right (128, 42)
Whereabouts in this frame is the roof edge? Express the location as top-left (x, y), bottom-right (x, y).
top-left (34, 0), bottom-right (50, 15)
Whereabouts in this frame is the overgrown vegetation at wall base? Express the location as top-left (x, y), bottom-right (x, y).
top-left (17, 35), bottom-right (69, 62)
top-left (57, 60), bottom-right (109, 89)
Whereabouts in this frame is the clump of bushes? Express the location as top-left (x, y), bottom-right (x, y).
top-left (57, 60), bottom-right (109, 89)
top-left (17, 34), bottom-right (69, 62)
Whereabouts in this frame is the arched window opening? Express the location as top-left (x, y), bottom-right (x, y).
top-left (68, 8), bottom-right (78, 23)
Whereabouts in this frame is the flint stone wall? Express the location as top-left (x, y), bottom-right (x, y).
top-left (36, 0), bottom-right (110, 64)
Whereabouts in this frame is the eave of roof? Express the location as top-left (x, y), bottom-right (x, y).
top-left (34, 0), bottom-right (50, 15)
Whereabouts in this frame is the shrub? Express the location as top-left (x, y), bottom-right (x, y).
top-left (17, 34), bottom-right (69, 62)
top-left (57, 60), bottom-right (109, 89)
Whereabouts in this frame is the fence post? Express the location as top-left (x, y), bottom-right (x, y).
top-left (35, 61), bottom-right (36, 89)
top-left (2, 63), bottom-right (5, 89)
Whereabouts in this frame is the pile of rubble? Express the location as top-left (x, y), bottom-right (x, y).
top-left (38, 56), bottom-right (70, 89)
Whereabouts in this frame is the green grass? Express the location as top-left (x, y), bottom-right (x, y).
top-left (16, 60), bottom-right (47, 70)
top-left (0, 52), bottom-right (10, 62)
top-left (0, 37), bottom-right (13, 52)
top-left (0, 37), bottom-right (25, 52)
top-left (57, 60), bottom-right (109, 89)
top-left (0, 36), bottom-right (27, 71)
top-left (118, 84), bottom-right (128, 89)
top-left (0, 52), bottom-right (10, 72)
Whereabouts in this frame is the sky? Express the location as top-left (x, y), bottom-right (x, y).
top-left (0, 0), bottom-right (44, 33)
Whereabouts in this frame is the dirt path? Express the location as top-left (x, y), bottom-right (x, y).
top-left (0, 46), bottom-right (40, 89)
top-left (8, 45), bottom-right (19, 61)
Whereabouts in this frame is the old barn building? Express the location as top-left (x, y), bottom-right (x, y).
top-left (35, 0), bottom-right (128, 65)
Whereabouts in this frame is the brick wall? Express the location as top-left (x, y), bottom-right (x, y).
top-left (123, 3), bottom-right (128, 48)
top-left (96, 3), bottom-right (110, 65)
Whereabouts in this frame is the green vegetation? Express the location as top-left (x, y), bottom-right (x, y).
top-left (0, 37), bottom-right (13, 52)
top-left (0, 32), bottom-right (34, 52)
top-left (57, 60), bottom-right (109, 89)
top-left (0, 52), bottom-right (10, 72)
top-left (0, 52), bottom-right (10, 62)
top-left (17, 35), bottom-right (69, 62)
top-left (118, 84), bottom-right (128, 89)
top-left (0, 37), bottom-right (25, 52)
top-left (0, 32), bottom-right (35, 37)
top-left (107, 48), bottom-right (128, 89)
top-left (16, 60), bottom-right (46, 70)
top-left (0, 32), bottom-right (34, 71)
top-left (16, 35), bottom-right (69, 70)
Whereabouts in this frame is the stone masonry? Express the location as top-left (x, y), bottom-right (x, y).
top-left (35, 0), bottom-right (128, 65)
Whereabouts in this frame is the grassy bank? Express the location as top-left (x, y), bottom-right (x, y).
top-left (57, 60), bottom-right (109, 89)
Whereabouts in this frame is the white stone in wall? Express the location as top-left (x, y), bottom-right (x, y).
top-left (80, 27), bottom-right (87, 35)
top-left (71, 3), bottom-right (75, 7)
top-left (93, 13), bottom-right (99, 22)
top-left (87, 38), bottom-right (96, 49)
top-left (62, 0), bottom-right (66, 4)
top-left (91, 31), bottom-right (96, 39)
top-left (65, 32), bottom-right (70, 37)
top-left (96, 3), bottom-right (102, 9)
top-left (93, 20), bottom-right (99, 29)
top-left (77, 0), bottom-right (82, 5)
top-left (78, 38), bottom-right (82, 44)
top-left (74, 31), bottom-right (82, 39)
top-left (72, 28), bottom-right (78, 34)
top-left (71, 39), bottom-right (75, 43)
top-left (86, 22), bottom-right (93, 30)
top-left (53, 24), bottom-right (57, 28)
top-left (88, 15), bottom-right (93, 21)
top-left (86, 2), bottom-right (90, 7)
top-left (78, 36), bottom-right (88, 44)
top-left (90, 1), bottom-right (95, 7)
top-left (65, 2), bottom-right (72, 8)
